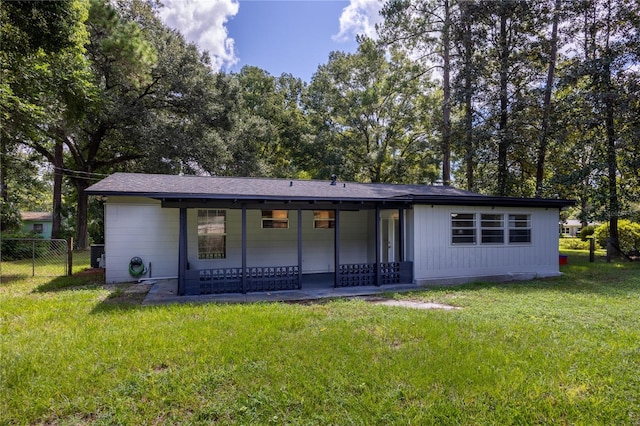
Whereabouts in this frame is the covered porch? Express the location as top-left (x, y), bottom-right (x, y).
top-left (165, 199), bottom-right (414, 296)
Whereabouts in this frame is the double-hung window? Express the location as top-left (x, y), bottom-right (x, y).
top-left (481, 214), bottom-right (504, 244)
top-left (509, 214), bottom-right (532, 243)
top-left (313, 210), bottom-right (335, 229)
top-left (198, 210), bottom-right (226, 259)
top-left (262, 210), bottom-right (289, 229)
top-left (451, 213), bottom-right (476, 244)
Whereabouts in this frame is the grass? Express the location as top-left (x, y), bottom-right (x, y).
top-left (1, 251), bottom-right (639, 424)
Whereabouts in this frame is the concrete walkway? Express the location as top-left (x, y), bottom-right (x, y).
top-left (141, 279), bottom-right (429, 305)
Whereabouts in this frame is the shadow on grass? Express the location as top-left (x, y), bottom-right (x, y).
top-left (33, 269), bottom-right (106, 293)
top-left (91, 292), bottom-right (148, 314)
top-left (90, 283), bottom-right (154, 314)
top-left (404, 252), bottom-right (640, 298)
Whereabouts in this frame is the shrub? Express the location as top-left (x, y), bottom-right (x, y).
top-left (579, 225), bottom-right (596, 241)
top-left (559, 238), bottom-right (591, 250)
top-left (593, 220), bottom-right (640, 254)
top-left (0, 231), bottom-right (47, 261)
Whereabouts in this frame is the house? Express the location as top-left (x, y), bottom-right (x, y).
top-left (560, 219), bottom-right (597, 237)
top-left (20, 212), bottom-right (53, 238)
top-left (86, 173), bottom-right (574, 295)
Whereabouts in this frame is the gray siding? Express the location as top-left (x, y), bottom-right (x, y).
top-left (412, 205), bottom-right (560, 283)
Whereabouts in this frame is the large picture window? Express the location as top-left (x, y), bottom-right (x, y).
top-left (314, 210), bottom-right (335, 229)
top-left (509, 214), bottom-right (531, 243)
top-left (198, 210), bottom-right (226, 259)
top-left (262, 210), bottom-right (289, 229)
top-left (451, 213), bottom-right (476, 244)
top-left (481, 214), bottom-right (504, 244)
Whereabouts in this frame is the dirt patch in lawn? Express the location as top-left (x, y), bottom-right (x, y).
top-left (102, 283), bottom-right (152, 306)
top-left (365, 297), bottom-right (461, 310)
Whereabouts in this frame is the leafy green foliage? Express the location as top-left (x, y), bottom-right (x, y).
top-left (307, 38), bottom-right (440, 183)
top-left (579, 225), bottom-right (597, 241)
top-left (593, 220), bottom-right (640, 253)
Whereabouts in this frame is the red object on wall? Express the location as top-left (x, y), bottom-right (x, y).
top-left (559, 255), bottom-right (568, 265)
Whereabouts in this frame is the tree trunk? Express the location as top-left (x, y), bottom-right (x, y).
top-left (51, 140), bottom-right (63, 239)
top-left (462, 2), bottom-right (474, 191)
top-left (72, 178), bottom-right (90, 249)
top-left (0, 138), bottom-right (6, 203)
top-left (441, 0), bottom-right (452, 186)
top-left (605, 63), bottom-right (620, 253)
top-left (535, 0), bottom-right (561, 197)
top-left (603, 1), bottom-right (619, 255)
top-left (497, 4), bottom-right (510, 196)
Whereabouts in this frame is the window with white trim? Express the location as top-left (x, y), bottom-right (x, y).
top-left (481, 213), bottom-right (504, 244)
top-left (509, 214), bottom-right (531, 243)
top-left (32, 223), bottom-right (44, 233)
top-left (198, 210), bottom-right (226, 259)
top-left (262, 210), bottom-right (289, 229)
top-left (451, 213), bottom-right (476, 244)
top-left (313, 210), bottom-right (335, 229)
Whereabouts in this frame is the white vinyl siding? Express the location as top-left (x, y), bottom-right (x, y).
top-left (104, 197), bottom-right (179, 283)
top-left (414, 205), bottom-right (560, 283)
top-left (187, 209), bottom-right (372, 274)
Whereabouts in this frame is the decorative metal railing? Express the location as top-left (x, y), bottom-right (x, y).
top-left (185, 266), bottom-right (300, 295)
top-left (337, 262), bottom-right (413, 287)
top-left (184, 262), bottom-right (413, 295)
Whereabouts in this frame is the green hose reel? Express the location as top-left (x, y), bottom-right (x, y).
top-left (128, 256), bottom-right (147, 277)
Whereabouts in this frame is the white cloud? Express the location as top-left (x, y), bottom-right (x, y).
top-left (158, 0), bottom-right (239, 71)
top-left (333, 0), bottom-right (384, 42)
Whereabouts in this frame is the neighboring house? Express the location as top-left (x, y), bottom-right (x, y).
top-left (86, 173), bottom-right (574, 295)
top-left (20, 212), bottom-right (53, 238)
top-left (560, 219), bottom-right (597, 237)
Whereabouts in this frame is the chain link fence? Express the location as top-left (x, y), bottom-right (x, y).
top-left (0, 238), bottom-right (70, 278)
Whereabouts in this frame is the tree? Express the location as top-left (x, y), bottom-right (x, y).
top-left (379, 0), bottom-right (455, 185)
top-left (560, 0), bottom-right (640, 254)
top-left (0, 0), bottom-right (90, 237)
top-left (534, 0), bottom-right (562, 197)
top-left (234, 66), bottom-right (313, 178)
top-left (306, 38), bottom-right (439, 183)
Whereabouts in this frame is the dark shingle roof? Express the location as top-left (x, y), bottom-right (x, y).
top-left (86, 173), bottom-right (574, 208)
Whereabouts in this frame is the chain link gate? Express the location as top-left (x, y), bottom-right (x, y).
top-left (0, 239), bottom-right (70, 278)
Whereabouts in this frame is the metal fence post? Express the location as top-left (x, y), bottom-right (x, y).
top-left (32, 240), bottom-right (36, 277)
top-left (67, 238), bottom-right (73, 276)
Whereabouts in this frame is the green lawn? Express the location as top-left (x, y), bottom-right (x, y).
top-left (1, 251), bottom-right (639, 425)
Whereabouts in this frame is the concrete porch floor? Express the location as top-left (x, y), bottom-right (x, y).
top-left (142, 279), bottom-right (424, 305)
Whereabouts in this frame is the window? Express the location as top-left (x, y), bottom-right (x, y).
top-left (198, 210), bottom-right (226, 259)
top-left (314, 210), bottom-right (335, 229)
top-left (509, 214), bottom-right (531, 243)
top-left (481, 214), bottom-right (504, 244)
top-left (32, 223), bottom-right (43, 234)
top-left (451, 213), bottom-right (476, 244)
top-left (262, 210), bottom-right (289, 229)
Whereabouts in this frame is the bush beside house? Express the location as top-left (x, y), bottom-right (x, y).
top-left (593, 220), bottom-right (640, 254)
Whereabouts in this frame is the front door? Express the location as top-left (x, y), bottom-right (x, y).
top-left (381, 212), bottom-right (400, 263)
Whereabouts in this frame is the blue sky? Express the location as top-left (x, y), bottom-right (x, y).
top-left (158, 0), bottom-right (383, 82)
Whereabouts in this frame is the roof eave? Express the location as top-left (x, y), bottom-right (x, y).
top-left (86, 190), bottom-right (574, 208)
